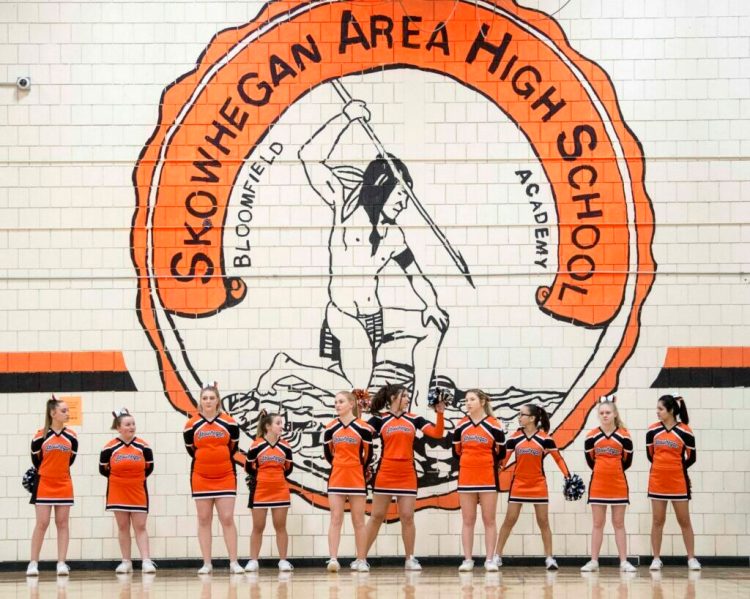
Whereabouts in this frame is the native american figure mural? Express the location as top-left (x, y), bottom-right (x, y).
top-left (132, 0), bottom-right (655, 509)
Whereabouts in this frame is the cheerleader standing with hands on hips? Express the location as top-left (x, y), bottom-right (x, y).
top-left (364, 384), bottom-right (446, 571)
top-left (452, 389), bottom-right (506, 572)
top-left (27, 396), bottom-right (78, 577)
top-left (244, 411), bottom-right (294, 572)
top-left (580, 396), bottom-right (636, 573)
top-left (647, 394), bottom-right (701, 571)
top-left (183, 382), bottom-right (244, 575)
top-left (99, 408), bottom-right (156, 574)
top-left (494, 404), bottom-right (571, 570)
top-left (323, 390), bottom-right (374, 572)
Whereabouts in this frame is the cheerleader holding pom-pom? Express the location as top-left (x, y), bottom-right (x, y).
top-left (494, 404), bottom-right (572, 570)
top-left (99, 408), bottom-right (156, 574)
top-left (244, 411), bottom-right (294, 573)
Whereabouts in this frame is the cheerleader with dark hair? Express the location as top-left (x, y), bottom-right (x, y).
top-left (27, 397), bottom-right (77, 577)
top-left (244, 411), bottom-right (294, 572)
top-left (647, 394), bottom-right (700, 571)
top-left (99, 408), bottom-right (155, 573)
top-left (494, 404), bottom-right (570, 570)
top-left (363, 384), bottom-right (446, 571)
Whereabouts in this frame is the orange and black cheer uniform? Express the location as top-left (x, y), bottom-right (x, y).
top-left (502, 429), bottom-right (570, 504)
top-left (584, 427), bottom-right (633, 505)
top-left (183, 413), bottom-right (240, 499)
top-left (368, 411), bottom-right (445, 496)
top-left (99, 437), bottom-right (154, 512)
top-left (646, 421), bottom-right (696, 501)
top-left (452, 416), bottom-right (506, 493)
top-left (323, 418), bottom-right (374, 496)
top-left (245, 437), bottom-right (293, 508)
top-left (30, 427), bottom-right (78, 506)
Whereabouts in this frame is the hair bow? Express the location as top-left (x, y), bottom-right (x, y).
top-left (598, 394), bottom-right (616, 404)
top-left (112, 407), bottom-right (130, 418)
top-left (201, 380), bottom-right (218, 391)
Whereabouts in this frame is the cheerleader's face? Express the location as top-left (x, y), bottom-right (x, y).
top-left (390, 390), bottom-right (410, 412)
top-left (200, 390), bottom-right (220, 415)
top-left (334, 393), bottom-right (354, 417)
top-left (52, 402), bottom-right (70, 425)
top-left (118, 416), bottom-right (136, 439)
top-left (656, 400), bottom-right (672, 423)
top-left (598, 404), bottom-right (615, 427)
top-left (464, 392), bottom-right (483, 417)
top-left (269, 416), bottom-right (284, 437)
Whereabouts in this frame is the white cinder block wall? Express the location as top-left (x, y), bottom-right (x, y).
top-left (0, 0), bottom-right (748, 562)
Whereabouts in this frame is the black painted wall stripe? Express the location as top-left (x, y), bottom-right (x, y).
top-left (0, 372), bottom-right (137, 393)
top-left (651, 367), bottom-right (750, 388)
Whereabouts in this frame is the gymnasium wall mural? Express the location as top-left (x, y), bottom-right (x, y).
top-left (130, 0), bottom-right (657, 512)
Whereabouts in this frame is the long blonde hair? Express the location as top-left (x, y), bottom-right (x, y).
top-left (598, 399), bottom-right (624, 429)
top-left (466, 388), bottom-right (494, 417)
top-left (336, 391), bottom-right (360, 418)
top-left (44, 396), bottom-right (61, 434)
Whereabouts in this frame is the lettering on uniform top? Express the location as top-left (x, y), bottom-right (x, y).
top-left (594, 446), bottom-right (621, 456)
top-left (332, 435), bottom-right (360, 445)
top-left (462, 434), bottom-right (490, 445)
top-left (258, 454), bottom-right (286, 465)
top-left (384, 425), bottom-right (414, 435)
top-left (196, 430), bottom-right (227, 440)
top-left (516, 447), bottom-right (542, 456)
top-left (654, 438), bottom-right (680, 450)
top-left (114, 453), bottom-right (143, 462)
top-left (44, 443), bottom-right (71, 452)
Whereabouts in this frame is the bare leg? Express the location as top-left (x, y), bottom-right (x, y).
top-left (495, 503), bottom-right (522, 556)
top-left (215, 497), bottom-right (238, 562)
top-left (54, 506), bottom-right (71, 562)
top-left (131, 512), bottom-right (151, 560)
top-left (650, 500), bottom-right (667, 559)
top-left (533, 504), bottom-right (553, 557)
top-left (30, 505), bottom-right (52, 562)
top-left (590, 504), bottom-right (606, 561)
top-left (365, 494), bottom-right (392, 553)
top-left (114, 512), bottom-right (132, 561)
top-left (250, 509), bottom-right (268, 559)
top-left (271, 508), bottom-right (289, 559)
top-left (478, 493), bottom-right (498, 561)
top-left (349, 496), bottom-right (367, 560)
top-left (672, 501), bottom-right (696, 559)
top-left (397, 496), bottom-right (417, 557)
top-left (459, 494), bottom-right (478, 560)
top-left (195, 499), bottom-right (214, 565)
top-left (611, 505), bottom-right (628, 562)
top-left (328, 494), bottom-right (346, 558)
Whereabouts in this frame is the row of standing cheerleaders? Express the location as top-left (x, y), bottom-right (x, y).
top-left (25, 386), bottom-right (700, 576)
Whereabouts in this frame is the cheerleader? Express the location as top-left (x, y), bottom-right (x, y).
top-left (494, 404), bottom-right (570, 570)
top-left (647, 394), bottom-right (700, 571)
top-left (580, 397), bottom-right (636, 572)
top-left (99, 408), bottom-right (155, 574)
top-left (27, 396), bottom-right (78, 577)
top-left (323, 391), bottom-right (374, 573)
top-left (453, 389), bottom-right (506, 572)
top-left (183, 383), bottom-right (244, 575)
top-left (364, 384), bottom-right (446, 571)
top-left (244, 411), bottom-right (294, 572)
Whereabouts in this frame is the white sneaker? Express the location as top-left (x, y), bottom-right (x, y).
top-left (484, 559), bottom-right (498, 572)
top-left (545, 557), bottom-right (558, 571)
top-left (229, 561), bottom-right (244, 574)
top-left (687, 558), bottom-right (701, 570)
top-left (141, 559), bottom-right (156, 574)
top-left (357, 560), bottom-right (370, 573)
top-left (56, 562), bottom-right (70, 576)
top-left (115, 560), bottom-right (133, 574)
top-left (458, 559), bottom-right (474, 572)
top-left (197, 563), bottom-right (213, 575)
top-left (244, 559), bottom-right (258, 572)
top-left (580, 560), bottom-right (599, 572)
top-left (405, 555), bottom-right (422, 571)
top-left (26, 561), bottom-right (39, 577)
top-left (620, 561), bottom-right (636, 572)
top-left (278, 559), bottom-right (294, 572)
top-left (493, 555), bottom-right (503, 567)
top-left (326, 558), bottom-right (340, 572)
top-left (350, 559), bottom-right (361, 570)
top-left (649, 558), bottom-right (663, 571)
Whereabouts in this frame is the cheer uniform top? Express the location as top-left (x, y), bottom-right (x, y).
top-left (502, 428), bottom-right (570, 503)
top-left (99, 437), bottom-right (154, 512)
top-left (30, 427), bottom-right (78, 506)
top-left (584, 427), bottom-right (633, 505)
top-left (452, 416), bottom-right (506, 493)
top-left (368, 411), bottom-right (445, 496)
top-left (323, 417), bottom-right (374, 496)
top-left (646, 421), bottom-right (696, 501)
top-left (245, 436), bottom-right (293, 508)
top-left (183, 413), bottom-right (240, 499)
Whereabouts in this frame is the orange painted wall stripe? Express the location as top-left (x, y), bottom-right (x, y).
top-left (0, 351), bottom-right (128, 373)
top-left (663, 347), bottom-right (750, 369)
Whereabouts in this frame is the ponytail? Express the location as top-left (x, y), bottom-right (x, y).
top-left (658, 394), bottom-right (690, 424)
top-left (255, 410), bottom-right (274, 438)
top-left (466, 388), bottom-right (494, 417)
top-left (44, 396), bottom-right (60, 434)
top-left (526, 404), bottom-right (550, 432)
top-left (370, 384), bottom-right (406, 414)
